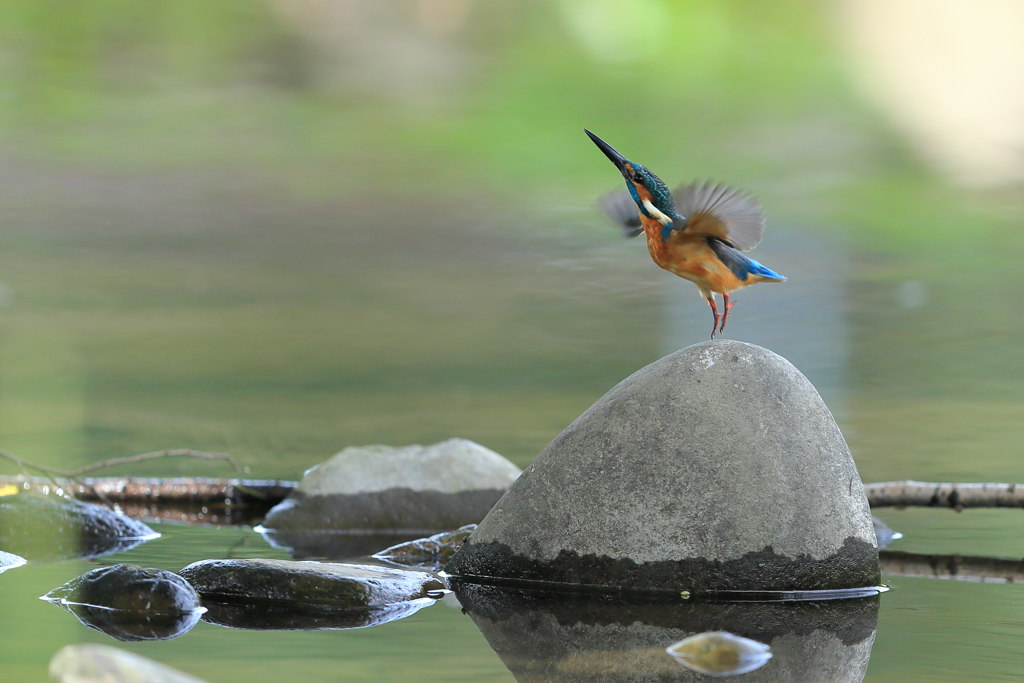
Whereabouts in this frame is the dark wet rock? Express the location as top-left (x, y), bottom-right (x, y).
top-left (50, 644), bottom-right (208, 683)
top-left (261, 438), bottom-right (520, 532)
top-left (257, 527), bottom-right (426, 561)
top-left (872, 517), bottom-right (903, 549)
top-left (179, 558), bottom-right (445, 608)
top-left (0, 549), bottom-right (26, 573)
top-left (454, 582), bottom-right (878, 682)
top-left (42, 564), bottom-right (204, 641)
top-left (200, 596), bottom-right (436, 631)
top-left (373, 524), bottom-right (477, 571)
top-left (0, 492), bottom-right (158, 562)
top-left (447, 341), bottom-right (879, 594)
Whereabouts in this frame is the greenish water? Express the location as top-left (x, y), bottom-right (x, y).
top-left (1, 1), bottom-right (1024, 680)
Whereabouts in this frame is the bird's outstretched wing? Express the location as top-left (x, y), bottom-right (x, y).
top-left (598, 190), bottom-right (644, 238)
top-left (673, 181), bottom-right (764, 251)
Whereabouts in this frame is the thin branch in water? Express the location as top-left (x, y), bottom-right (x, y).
top-left (0, 448), bottom-right (241, 509)
top-left (67, 449), bottom-right (241, 477)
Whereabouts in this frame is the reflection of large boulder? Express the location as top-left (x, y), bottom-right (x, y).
top-left (447, 341), bottom-right (879, 594)
top-left (179, 559), bottom-right (445, 608)
top-left (0, 493), bottom-right (158, 562)
top-left (42, 564), bottom-right (204, 641)
top-left (261, 439), bottom-right (521, 532)
top-left (454, 583), bottom-right (878, 683)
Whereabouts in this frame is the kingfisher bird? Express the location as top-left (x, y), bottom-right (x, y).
top-left (585, 129), bottom-right (785, 338)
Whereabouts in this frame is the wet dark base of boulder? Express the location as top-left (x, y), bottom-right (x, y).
top-left (446, 536), bottom-right (880, 597)
top-left (262, 488), bottom-right (506, 532)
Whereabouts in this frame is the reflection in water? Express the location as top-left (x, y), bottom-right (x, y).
top-left (46, 601), bottom-right (205, 642)
top-left (665, 632), bottom-right (772, 677)
top-left (200, 596), bottom-right (437, 631)
top-left (454, 583), bottom-right (878, 682)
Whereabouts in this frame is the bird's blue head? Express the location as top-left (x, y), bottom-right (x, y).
top-left (585, 129), bottom-right (677, 226)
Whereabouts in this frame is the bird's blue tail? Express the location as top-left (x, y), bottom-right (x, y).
top-left (745, 259), bottom-right (786, 282)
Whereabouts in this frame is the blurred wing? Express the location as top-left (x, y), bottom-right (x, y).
top-left (673, 181), bottom-right (765, 251)
top-left (598, 190), bottom-right (644, 238)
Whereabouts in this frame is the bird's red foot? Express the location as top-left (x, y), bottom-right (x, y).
top-left (708, 298), bottom-right (723, 339)
top-left (720, 293), bottom-right (736, 333)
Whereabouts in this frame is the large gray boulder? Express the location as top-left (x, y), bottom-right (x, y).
top-left (446, 341), bottom-right (879, 594)
top-left (261, 438), bottom-right (521, 533)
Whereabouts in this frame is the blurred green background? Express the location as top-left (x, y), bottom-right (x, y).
top-left (1, 1), bottom-right (1024, 680)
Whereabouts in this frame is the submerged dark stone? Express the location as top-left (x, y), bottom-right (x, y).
top-left (257, 527), bottom-right (428, 561)
top-left (446, 341), bottom-right (879, 594)
top-left (200, 596), bottom-right (435, 631)
top-left (42, 564), bottom-right (203, 641)
top-left (179, 558), bottom-right (445, 608)
top-left (373, 524), bottom-right (477, 571)
top-left (0, 493), bottom-right (157, 562)
top-left (454, 582), bottom-right (879, 682)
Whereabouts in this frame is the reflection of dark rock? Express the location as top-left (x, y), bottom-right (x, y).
top-left (256, 527), bottom-right (427, 560)
top-left (200, 596), bottom-right (435, 631)
top-left (448, 342), bottom-right (879, 594)
top-left (50, 644), bottom-right (209, 683)
top-left (0, 493), bottom-right (158, 562)
top-left (42, 564), bottom-right (204, 641)
top-left (453, 583), bottom-right (879, 682)
top-left (261, 439), bottom-right (520, 532)
top-left (373, 525), bottom-right (476, 570)
top-left (179, 559), bottom-right (445, 607)
top-left (0, 550), bottom-right (26, 573)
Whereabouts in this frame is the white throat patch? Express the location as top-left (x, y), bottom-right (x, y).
top-left (642, 199), bottom-right (673, 226)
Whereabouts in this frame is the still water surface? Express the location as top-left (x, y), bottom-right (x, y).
top-left (1, 2), bottom-right (1024, 680)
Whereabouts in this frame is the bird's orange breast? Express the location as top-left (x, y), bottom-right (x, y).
top-left (640, 216), bottom-right (746, 293)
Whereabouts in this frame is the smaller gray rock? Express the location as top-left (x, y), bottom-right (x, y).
top-left (179, 559), bottom-right (445, 608)
top-left (0, 493), bottom-right (158, 562)
top-left (261, 439), bottom-right (521, 532)
top-left (50, 644), bottom-right (208, 683)
top-left (42, 564), bottom-right (204, 641)
top-left (373, 524), bottom-right (477, 571)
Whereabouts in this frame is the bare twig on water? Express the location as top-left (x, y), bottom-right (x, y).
top-left (0, 448), bottom-right (241, 508)
top-left (865, 480), bottom-right (1024, 511)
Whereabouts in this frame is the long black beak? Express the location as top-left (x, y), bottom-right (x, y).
top-left (584, 129), bottom-right (629, 174)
